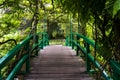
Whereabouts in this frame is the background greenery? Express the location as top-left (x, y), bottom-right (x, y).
top-left (0, 0), bottom-right (120, 79)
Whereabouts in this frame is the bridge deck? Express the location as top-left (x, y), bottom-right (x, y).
top-left (24, 45), bottom-right (94, 80)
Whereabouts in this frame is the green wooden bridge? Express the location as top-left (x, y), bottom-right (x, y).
top-left (0, 32), bottom-right (120, 80)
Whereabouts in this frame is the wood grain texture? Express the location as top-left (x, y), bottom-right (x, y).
top-left (24, 45), bottom-right (95, 80)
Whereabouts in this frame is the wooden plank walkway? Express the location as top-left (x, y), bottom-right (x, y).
top-left (24, 45), bottom-right (94, 80)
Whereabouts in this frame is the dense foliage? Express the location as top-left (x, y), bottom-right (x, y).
top-left (0, 0), bottom-right (120, 79)
top-left (0, 0), bottom-right (69, 58)
top-left (55, 1), bottom-right (120, 79)
top-left (56, 0), bottom-right (120, 61)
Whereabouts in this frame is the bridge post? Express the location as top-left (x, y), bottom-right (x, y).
top-left (35, 35), bottom-right (39, 56)
top-left (43, 33), bottom-right (45, 47)
top-left (45, 34), bottom-right (47, 46)
top-left (69, 14), bottom-right (72, 47)
top-left (65, 36), bottom-right (68, 46)
top-left (44, 34), bottom-right (47, 46)
top-left (68, 34), bottom-right (70, 46)
top-left (72, 34), bottom-right (74, 49)
top-left (76, 35), bottom-right (79, 56)
top-left (41, 33), bottom-right (44, 49)
top-left (86, 43), bottom-right (91, 72)
top-left (26, 41), bottom-right (30, 73)
top-left (69, 34), bottom-right (71, 46)
top-left (46, 34), bottom-right (49, 45)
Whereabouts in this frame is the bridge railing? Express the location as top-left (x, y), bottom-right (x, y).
top-left (66, 32), bottom-right (113, 80)
top-left (110, 60), bottom-right (120, 80)
top-left (0, 32), bottom-right (49, 80)
top-left (32, 32), bottom-right (49, 55)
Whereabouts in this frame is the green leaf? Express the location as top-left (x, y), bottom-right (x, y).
top-left (113, 0), bottom-right (120, 18)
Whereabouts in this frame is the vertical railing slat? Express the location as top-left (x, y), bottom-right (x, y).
top-left (76, 35), bottom-right (80, 56)
top-left (86, 43), bottom-right (91, 72)
top-left (26, 41), bottom-right (30, 73)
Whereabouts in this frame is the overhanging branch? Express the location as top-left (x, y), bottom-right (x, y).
top-left (0, 39), bottom-right (17, 45)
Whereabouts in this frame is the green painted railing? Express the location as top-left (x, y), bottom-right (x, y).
top-left (110, 60), bottom-right (120, 80)
top-left (0, 32), bottom-right (49, 80)
top-left (66, 32), bottom-right (114, 80)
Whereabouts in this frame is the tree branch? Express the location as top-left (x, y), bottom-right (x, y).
top-left (0, 39), bottom-right (17, 45)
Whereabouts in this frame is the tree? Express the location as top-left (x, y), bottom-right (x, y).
top-left (57, 0), bottom-right (120, 61)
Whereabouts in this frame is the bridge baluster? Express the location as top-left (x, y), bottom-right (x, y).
top-left (35, 35), bottom-right (39, 56)
top-left (71, 33), bottom-right (74, 49)
top-left (86, 43), bottom-right (91, 72)
top-left (26, 41), bottom-right (30, 73)
top-left (76, 35), bottom-right (80, 56)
